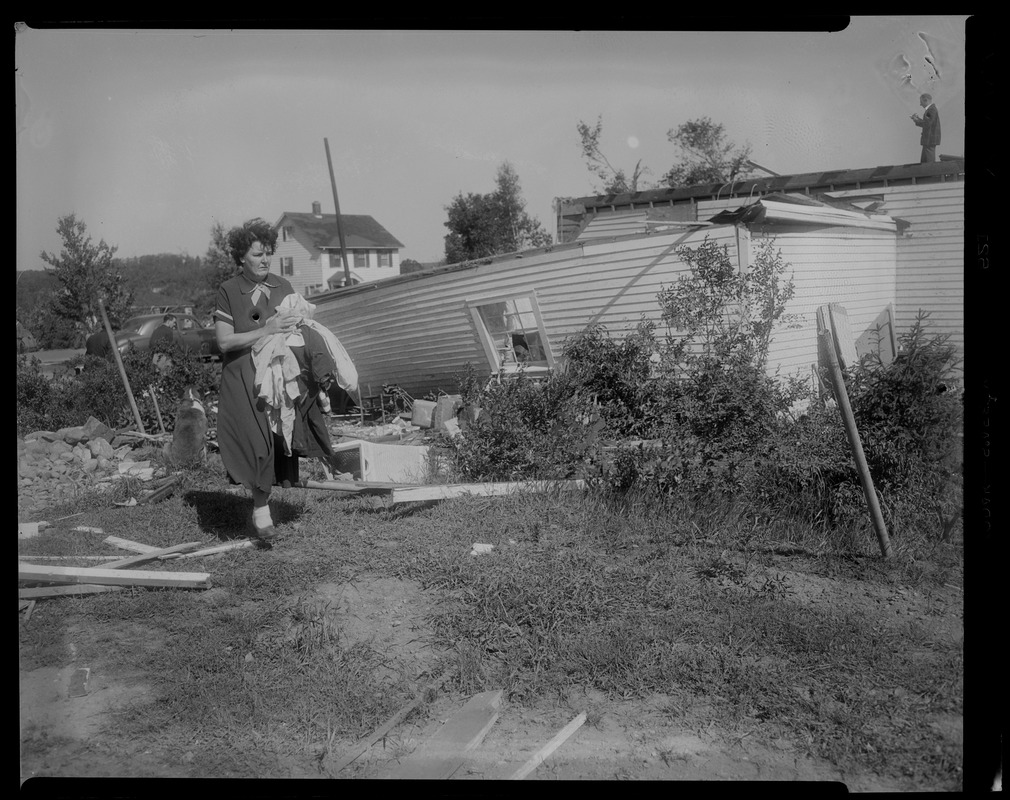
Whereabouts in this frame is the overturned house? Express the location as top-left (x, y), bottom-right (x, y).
top-left (305, 160), bottom-right (964, 400)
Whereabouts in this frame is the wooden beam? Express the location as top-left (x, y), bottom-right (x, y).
top-left (828, 303), bottom-right (858, 370)
top-left (388, 689), bottom-right (503, 780)
top-left (389, 480), bottom-right (586, 505)
top-left (18, 564), bottom-right (212, 589)
top-left (100, 541), bottom-right (207, 569)
top-left (18, 555), bottom-right (123, 561)
top-left (172, 540), bottom-right (257, 558)
top-left (817, 306), bottom-right (892, 558)
top-left (19, 584), bottom-right (126, 599)
top-left (104, 536), bottom-right (160, 554)
top-left (295, 479), bottom-right (408, 495)
top-left (330, 666), bottom-right (456, 774)
top-left (507, 712), bottom-right (587, 780)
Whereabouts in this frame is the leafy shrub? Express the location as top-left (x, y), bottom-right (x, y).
top-left (628, 237), bottom-right (806, 495)
top-left (742, 311), bottom-right (963, 540)
top-left (560, 321), bottom-right (662, 439)
top-left (17, 346), bottom-right (221, 437)
top-left (846, 311), bottom-right (963, 537)
top-left (449, 364), bottom-right (598, 481)
top-left (17, 355), bottom-right (60, 435)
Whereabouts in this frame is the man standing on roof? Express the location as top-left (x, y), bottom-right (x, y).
top-left (910, 93), bottom-right (941, 163)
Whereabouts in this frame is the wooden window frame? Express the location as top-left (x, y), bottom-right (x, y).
top-left (465, 291), bottom-right (555, 375)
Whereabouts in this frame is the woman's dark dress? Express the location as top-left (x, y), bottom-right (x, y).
top-left (215, 273), bottom-right (334, 491)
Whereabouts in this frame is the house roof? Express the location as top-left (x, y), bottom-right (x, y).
top-left (708, 192), bottom-right (909, 233)
top-left (557, 159), bottom-right (963, 242)
top-left (277, 212), bottom-right (404, 250)
top-left (561, 159), bottom-right (965, 212)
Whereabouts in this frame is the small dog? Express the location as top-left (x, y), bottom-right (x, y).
top-left (165, 386), bottom-right (208, 468)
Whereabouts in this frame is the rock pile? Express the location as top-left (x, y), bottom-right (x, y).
top-left (18, 416), bottom-right (164, 514)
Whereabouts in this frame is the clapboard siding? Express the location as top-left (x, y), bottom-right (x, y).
top-left (310, 222), bottom-right (904, 399)
top-left (312, 227), bottom-right (738, 398)
top-left (828, 182), bottom-right (963, 373)
top-left (750, 228), bottom-right (897, 378)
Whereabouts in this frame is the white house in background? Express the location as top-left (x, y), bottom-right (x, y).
top-left (271, 201), bottom-right (405, 296)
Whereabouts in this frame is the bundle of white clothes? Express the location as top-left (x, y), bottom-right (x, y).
top-left (251, 293), bottom-right (359, 454)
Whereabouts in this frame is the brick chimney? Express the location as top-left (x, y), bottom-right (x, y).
top-left (312, 201), bottom-right (322, 218)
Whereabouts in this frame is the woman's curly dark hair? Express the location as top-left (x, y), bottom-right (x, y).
top-left (227, 218), bottom-right (279, 266)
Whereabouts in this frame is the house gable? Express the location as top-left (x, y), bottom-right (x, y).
top-left (273, 206), bottom-right (405, 294)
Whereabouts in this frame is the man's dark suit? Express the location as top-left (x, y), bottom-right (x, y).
top-left (915, 104), bottom-right (941, 163)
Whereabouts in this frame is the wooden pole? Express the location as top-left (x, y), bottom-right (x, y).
top-left (324, 138), bottom-right (353, 287)
top-left (98, 298), bottom-right (145, 434)
top-left (817, 307), bottom-right (892, 558)
top-left (508, 711), bottom-right (587, 780)
top-left (149, 385), bottom-right (167, 434)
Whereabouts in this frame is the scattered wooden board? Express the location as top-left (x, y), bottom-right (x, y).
top-left (331, 666), bottom-right (456, 774)
top-left (827, 303), bottom-right (859, 370)
top-left (388, 689), bottom-right (503, 780)
top-left (100, 541), bottom-right (207, 569)
top-left (17, 555), bottom-right (124, 561)
top-left (18, 564), bottom-right (211, 590)
top-left (104, 536), bottom-right (161, 554)
top-left (507, 712), bottom-right (587, 780)
top-left (19, 584), bottom-right (125, 600)
top-left (389, 480), bottom-right (586, 505)
top-left (172, 540), bottom-right (257, 559)
top-left (296, 479), bottom-right (412, 495)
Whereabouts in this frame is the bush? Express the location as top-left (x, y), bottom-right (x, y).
top-left (449, 364), bottom-right (599, 481)
top-left (846, 311), bottom-right (963, 537)
top-left (17, 346), bottom-right (221, 437)
top-left (560, 321), bottom-right (662, 439)
top-left (17, 355), bottom-right (59, 435)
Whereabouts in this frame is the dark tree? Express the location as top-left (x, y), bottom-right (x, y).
top-left (38, 213), bottom-right (133, 347)
top-left (444, 162), bottom-right (552, 264)
top-left (661, 117), bottom-right (755, 188)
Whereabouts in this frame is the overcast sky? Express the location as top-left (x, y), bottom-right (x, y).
top-left (16, 18), bottom-right (969, 271)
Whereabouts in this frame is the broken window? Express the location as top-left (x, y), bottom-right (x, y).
top-left (468, 294), bottom-right (553, 373)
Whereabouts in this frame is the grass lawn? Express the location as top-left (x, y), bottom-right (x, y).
top-left (19, 449), bottom-right (963, 788)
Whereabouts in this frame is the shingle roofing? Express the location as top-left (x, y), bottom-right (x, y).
top-left (278, 212), bottom-right (404, 250)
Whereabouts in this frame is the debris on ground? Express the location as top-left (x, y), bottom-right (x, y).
top-left (386, 689), bottom-right (503, 779)
top-left (18, 416), bottom-right (173, 513)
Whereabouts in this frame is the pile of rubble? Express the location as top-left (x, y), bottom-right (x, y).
top-left (17, 416), bottom-right (163, 513)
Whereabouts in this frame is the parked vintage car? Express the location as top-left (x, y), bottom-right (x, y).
top-left (114, 314), bottom-right (220, 358)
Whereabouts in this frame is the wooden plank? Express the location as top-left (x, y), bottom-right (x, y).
top-left (172, 540), bottom-right (257, 559)
top-left (138, 475), bottom-right (181, 506)
top-left (389, 689), bottom-right (503, 780)
top-left (100, 541), bottom-right (207, 569)
top-left (828, 303), bottom-right (858, 369)
top-left (18, 555), bottom-right (124, 561)
top-left (19, 584), bottom-right (125, 599)
top-left (331, 666), bottom-right (456, 774)
top-left (103, 536), bottom-right (160, 554)
top-left (296, 479), bottom-right (407, 495)
top-left (18, 564), bottom-right (212, 589)
top-left (390, 480), bottom-right (586, 505)
top-left (508, 712), bottom-right (587, 780)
